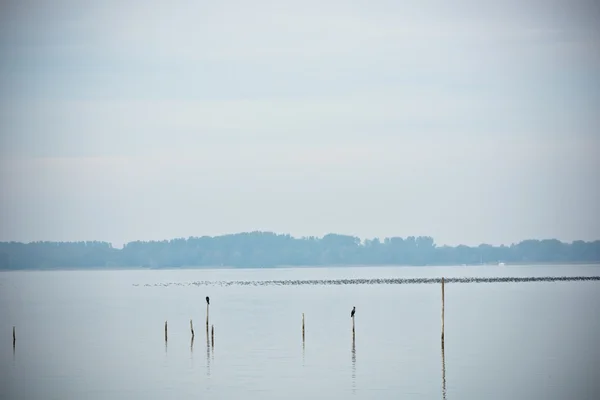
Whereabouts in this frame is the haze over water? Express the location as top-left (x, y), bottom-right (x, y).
top-left (2, 2), bottom-right (599, 398)
top-left (1, 264), bottom-right (599, 399)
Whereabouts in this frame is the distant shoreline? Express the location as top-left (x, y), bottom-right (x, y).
top-left (2, 234), bottom-right (598, 269)
top-left (2, 262), bottom-right (599, 272)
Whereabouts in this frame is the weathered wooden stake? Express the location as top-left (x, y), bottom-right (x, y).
top-left (165, 321), bottom-right (168, 342)
top-left (206, 303), bottom-right (210, 335)
top-left (441, 277), bottom-right (445, 346)
top-left (352, 315), bottom-right (355, 338)
top-left (190, 319), bottom-right (195, 339)
top-left (211, 325), bottom-right (214, 347)
top-left (13, 326), bottom-right (16, 346)
top-left (302, 313), bottom-right (305, 341)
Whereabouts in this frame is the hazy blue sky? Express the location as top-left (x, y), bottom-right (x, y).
top-left (1, 0), bottom-right (599, 246)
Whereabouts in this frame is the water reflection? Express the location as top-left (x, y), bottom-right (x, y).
top-left (441, 341), bottom-right (447, 400)
top-left (302, 339), bottom-right (305, 367)
top-left (190, 336), bottom-right (194, 353)
top-left (351, 334), bottom-right (356, 394)
top-left (206, 335), bottom-right (211, 377)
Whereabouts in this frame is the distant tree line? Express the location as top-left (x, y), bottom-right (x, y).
top-left (0, 232), bottom-right (599, 269)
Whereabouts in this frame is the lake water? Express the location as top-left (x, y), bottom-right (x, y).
top-left (1, 265), bottom-right (600, 399)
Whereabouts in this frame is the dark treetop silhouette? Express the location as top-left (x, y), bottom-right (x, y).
top-left (0, 232), bottom-right (599, 269)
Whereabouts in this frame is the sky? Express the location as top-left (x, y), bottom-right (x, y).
top-left (0, 0), bottom-right (599, 247)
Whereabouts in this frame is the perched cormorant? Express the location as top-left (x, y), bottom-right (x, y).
top-left (350, 306), bottom-right (356, 318)
top-left (206, 296), bottom-right (210, 305)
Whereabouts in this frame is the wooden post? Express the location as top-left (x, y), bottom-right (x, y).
top-left (352, 315), bottom-right (355, 338)
top-left (190, 319), bottom-right (195, 339)
top-left (441, 277), bottom-right (445, 346)
top-left (302, 313), bottom-right (305, 341)
top-left (165, 321), bottom-right (168, 342)
top-left (206, 303), bottom-right (210, 335)
top-left (211, 325), bottom-right (214, 348)
top-left (13, 326), bottom-right (16, 346)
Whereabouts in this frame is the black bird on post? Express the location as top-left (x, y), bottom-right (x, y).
top-left (206, 296), bottom-right (210, 335)
top-left (350, 306), bottom-right (356, 318)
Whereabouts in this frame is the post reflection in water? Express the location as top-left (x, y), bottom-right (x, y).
top-left (302, 340), bottom-right (305, 367)
top-left (441, 341), bottom-right (447, 400)
top-left (211, 334), bottom-right (215, 363)
top-left (351, 334), bottom-right (356, 394)
top-left (189, 336), bottom-right (195, 369)
top-left (206, 335), bottom-right (211, 377)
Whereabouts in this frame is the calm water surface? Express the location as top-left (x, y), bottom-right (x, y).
top-left (1, 265), bottom-right (599, 399)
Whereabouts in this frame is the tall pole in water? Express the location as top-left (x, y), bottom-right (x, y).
top-left (441, 277), bottom-right (445, 348)
top-left (441, 277), bottom-right (447, 399)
